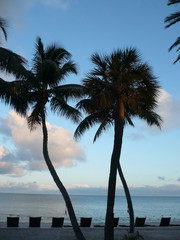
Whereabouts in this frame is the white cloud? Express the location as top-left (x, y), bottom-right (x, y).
top-left (0, 0), bottom-right (69, 33)
top-left (0, 181), bottom-right (57, 193)
top-left (1, 181), bottom-right (180, 196)
top-left (0, 0), bottom-right (34, 31)
top-left (0, 110), bottom-right (85, 176)
top-left (157, 89), bottom-right (180, 130)
top-left (135, 89), bottom-right (180, 134)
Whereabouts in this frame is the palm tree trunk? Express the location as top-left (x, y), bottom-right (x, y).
top-left (117, 162), bottom-right (134, 233)
top-left (41, 110), bottom-right (86, 240)
top-left (104, 115), bottom-right (124, 240)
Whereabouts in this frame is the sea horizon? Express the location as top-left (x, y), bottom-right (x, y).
top-left (0, 192), bottom-right (180, 226)
top-left (0, 191), bottom-right (180, 197)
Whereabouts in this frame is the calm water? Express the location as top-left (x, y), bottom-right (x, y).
top-left (0, 193), bottom-right (180, 225)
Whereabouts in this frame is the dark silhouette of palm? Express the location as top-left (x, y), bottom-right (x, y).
top-left (0, 17), bottom-right (28, 114)
top-left (165, 0), bottom-right (180, 63)
top-left (75, 48), bottom-right (162, 240)
top-left (0, 16), bottom-right (27, 77)
top-left (0, 16), bottom-right (7, 41)
top-left (8, 37), bottom-right (85, 240)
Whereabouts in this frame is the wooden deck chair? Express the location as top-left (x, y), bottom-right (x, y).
top-left (80, 217), bottom-right (92, 227)
top-left (29, 217), bottom-right (41, 227)
top-left (160, 217), bottom-right (171, 226)
top-left (113, 217), bottom-right (119, 227)
top-left (7, 217), bottom-right (19, 227)
top-left (135, 217), bottom-right (146, 227)
top-left (52, 217), bottom-right (64, 227)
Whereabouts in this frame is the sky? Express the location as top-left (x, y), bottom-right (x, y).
top-left (0, 0), bottom-right (180, 196)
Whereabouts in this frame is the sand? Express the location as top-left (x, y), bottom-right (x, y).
top-left (0, 226), bottom-right (180, 240)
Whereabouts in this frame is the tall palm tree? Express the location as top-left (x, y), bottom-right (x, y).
top-left (74, 48), bottom-right (162, 240)
top-left (165, 0), bottom-right (180, 63)
top-left (7, 37), bottom-right (86, 240)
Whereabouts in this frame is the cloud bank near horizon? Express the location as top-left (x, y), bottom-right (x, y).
top-left (0, 181), bottom-right (180, 196)
top-left (0, 110), bottom-right (85, 176)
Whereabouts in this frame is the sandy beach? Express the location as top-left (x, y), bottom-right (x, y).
top-left (0, 226), bottom-right (180, 240)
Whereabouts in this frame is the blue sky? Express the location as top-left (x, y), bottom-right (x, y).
top-left (0, 0), bottom-right (180, 196)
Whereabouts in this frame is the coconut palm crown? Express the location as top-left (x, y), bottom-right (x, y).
top-left (26, 37), bottom-right (82, 129)
top-left (74, 48), bottom-right (162, 240)
top-left (75, 48), bottom-right (162, 140)
top-left (165, 0), bottom-right (180, 63)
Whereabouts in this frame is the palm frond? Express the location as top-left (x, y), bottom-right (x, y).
top-left (0, 78), bottom-right (28, 115)
top-left (45, 45), bottom-right (70, 63)
top-left (165, 11), bottom-right (180, 28)
top-left (168, 36), bottom-right (180, 51)
top-left (168, 0), bottom-right (180, 5)
top-left (52, 84), bottom-right (85, 100)
top-left (27, 104), bottom-right (42, 131)
top-left (74, 112), bottom-right (102, 139)
top-left (0, 17), bottom-right (8, 41)
top-left (59, 60), bottom-right (77, 79)
top-left (124, 112), bottom-right (134, 127)
top-left (93, 119), bottom-right (112, 142)
top-left (0, 47), bottom-right (27, 77)
top-left (91, 52), bottom-right (108, 76)
top-left (50, 96), bottom-right (81, 123)
top-left (140, 110), bottom-right (162, 129)
top-left (32, 37), bottom-right (45, 73)
top-left (165, 1), bottom-right (180, 63)
top-left (76, 98), bottom-right (95, 113)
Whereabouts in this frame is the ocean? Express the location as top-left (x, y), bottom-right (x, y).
top-left (0, 193), bottom-right (180, 226)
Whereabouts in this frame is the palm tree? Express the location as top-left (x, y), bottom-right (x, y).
top-left (74, 48), bottom-right (162, 240)
top-left (165, 0), bottom-right (180, 63)
top-left (2, 37), bottom-right (86, 240)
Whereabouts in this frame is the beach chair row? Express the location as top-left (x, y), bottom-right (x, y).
top-left (6, 216), bottom-right (173, 228)
top-left (6, 217), bottom-right (93, 228)
top-left (6, 216), bottom-right (118, 228)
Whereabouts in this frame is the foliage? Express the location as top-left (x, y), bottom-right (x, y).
top-left (75, 48), bottom-right (162, 140)
top-left (165, 0), bottom-right (180, 63)
top-left (0, 16), bottom-right (7, 41)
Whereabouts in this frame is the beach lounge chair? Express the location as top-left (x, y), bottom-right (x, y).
top-left (94, 217), bottom-right (119, 227)
top-left (159, 217), bottom-right (171, 226)
top-left (29, 217), bottom-right (41, 227)
top-left (80, 217), bottom-right (92, 227)
top-left (113, 217), bottom-right (119, 227)
top-left (135, 217), bottom-right (146, 227)
top-left (7, 217), bottom-right (19, 227)
top-left (52, 217), bottom-right (64, 227)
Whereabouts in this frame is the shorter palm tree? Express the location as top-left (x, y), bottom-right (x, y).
top-left (75, 48), bottom-right (162, 240)
top-left (165, 0), bottom-right (180, 63)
